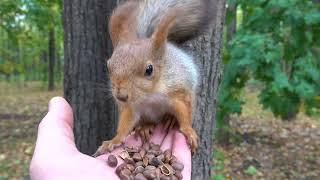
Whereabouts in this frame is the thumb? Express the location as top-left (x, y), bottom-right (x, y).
top-left (33, 97), bottom-right (77, 157)
top-left (30, 97), bottom-right (79, 179)
top-left (48, 96), bottom-right (74, 129)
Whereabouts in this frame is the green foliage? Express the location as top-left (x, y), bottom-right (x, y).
top-left (0, 61), bottom-right (23, 75)
top-left (212, 150), bottom-right (226, 179)
top-left (244, 165), bottom-right (258, 175)
top-left (218, 0), bottom-right (320, 125)
top-left (0, 0), bottom-right (63, 83)
top-left (212, 174), bottom-right (225, 180)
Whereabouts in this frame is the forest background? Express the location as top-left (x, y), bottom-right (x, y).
top-left (0, 0), bottom-right (319, 179)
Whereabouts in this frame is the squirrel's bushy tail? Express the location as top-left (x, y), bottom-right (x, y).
top-left (136, 0), bottom-right (214, 43)
top-left (109, 0), bottom-right (214, 45)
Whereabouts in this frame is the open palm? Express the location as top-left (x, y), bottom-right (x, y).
top-left (29, 97), bottom-right (191, 180)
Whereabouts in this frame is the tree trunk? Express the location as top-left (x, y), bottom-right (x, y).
top-left (63, 0), bottom-right (118, 154)
top-left (56, 52), bottom-right (62, 82)
top-left (182, 0), bottom-right (225, 179)
top-left (227, 1), bottom-right (237, 42)
top-left (41, 51), bottom-right (48, 82)
top-left (218, 0), bottom-right (235, 145)
top-left (48, 29), bottom-right (55, 91)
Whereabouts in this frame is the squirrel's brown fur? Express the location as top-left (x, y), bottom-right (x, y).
top-left (93, 0), bottom-right (214, 156)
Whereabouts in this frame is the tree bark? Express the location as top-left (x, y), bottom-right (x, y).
top-left (48, 29), bottom-right (55, 91)
top-left (40, 51), bottom-right (48, 82)
top-left (183, 0), bottom-right (225, 179)
top-left (56, 51), bottom-right (62, 82)
top-left (63, 0), bottom-right (118, 154)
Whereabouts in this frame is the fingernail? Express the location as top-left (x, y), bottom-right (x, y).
top-left (48, 99), bottom-right (54, 111)
top-left (48, 97), bottom-right (59, 111)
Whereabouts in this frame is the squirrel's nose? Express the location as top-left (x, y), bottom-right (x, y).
top-left (116, 94), bottom-right (128, 102)
top-left (116, 88), bottom-right (128, 102)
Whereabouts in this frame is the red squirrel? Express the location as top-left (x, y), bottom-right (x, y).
top-left (94, 0), bottom-right (213, 156)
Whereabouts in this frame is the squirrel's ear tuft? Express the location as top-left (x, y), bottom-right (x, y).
top-left (109, 2), bottom-right (138, 47)
top-left (151, 10), bottom-right (177, 50)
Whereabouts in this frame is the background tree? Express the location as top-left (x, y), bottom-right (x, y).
top-left (48, 29), bottom-right (55, 90)
top-left (0, 0), bottom-right (63, 87)
top-left (216, 0), bottom-right (237, 145)
top-left (226, 0), bottom-right (237, 42)
top-left (26, 0), bottom-right (62, 90)
top-left (63, 0), bottom-right (118, 154)
top-left (185, 0), bottom-right (225, 178)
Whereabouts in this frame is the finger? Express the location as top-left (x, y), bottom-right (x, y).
top-left (125, 131), bottom-right (143, 147)
top-left (33, 97), bottom-right (77, 158)
top-left (159, 127), bottom-right (176, 151)
top-left (158, 128), bottom-right (191, 179)
top-left (48, 96), bottom-right (74, 128)
top-left (172, 132), bottom-right (191, 180)
top-left (150, 124), bottom-right (167, 145)
top-left (96, 132), bottom-right (142, 162)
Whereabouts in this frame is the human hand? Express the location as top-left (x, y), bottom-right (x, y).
top-left (29, 97), bottom-right (191, 180)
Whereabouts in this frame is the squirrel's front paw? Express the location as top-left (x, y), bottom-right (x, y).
top-left (180, 127), bottom-right (198, 153)
top-left (93, 140), bottom-right (122, 157)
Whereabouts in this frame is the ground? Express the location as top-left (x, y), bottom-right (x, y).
top-left (0, 82), bottom-right (62, 180)
top-left (213, 90), bottom-right (320, 180)
top-left (0, 82), bottom-right (319, 179)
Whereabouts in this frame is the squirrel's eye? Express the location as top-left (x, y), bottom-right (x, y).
top-left (144, 64), bottom-right (153, 77)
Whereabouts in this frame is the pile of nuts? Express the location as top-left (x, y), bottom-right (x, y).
top-left (107, 142), bottom-right (184, 180)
